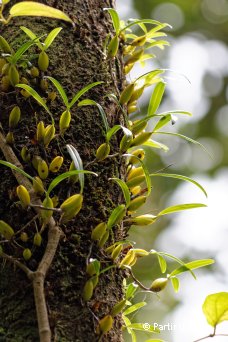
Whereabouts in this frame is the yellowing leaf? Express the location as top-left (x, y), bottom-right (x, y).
top-left (202, 292), bottom-right (228, 327)
top-left (10, 2), bottom-right (73, 24)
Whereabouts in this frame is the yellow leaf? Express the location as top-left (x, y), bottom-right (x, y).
top-left (10, 2), bottom-right (73, 24)
top-left (202, 292), bottom-right (228, 327)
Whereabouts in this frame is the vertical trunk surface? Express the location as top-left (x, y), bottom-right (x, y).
top-left (0, 1), bottom-right (126, 341)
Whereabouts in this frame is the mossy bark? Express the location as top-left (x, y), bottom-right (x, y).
top-left (0, 1), bottom-right (126, 341)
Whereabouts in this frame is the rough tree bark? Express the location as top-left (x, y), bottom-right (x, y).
top-left (0, 0), bottom-right (126, 341)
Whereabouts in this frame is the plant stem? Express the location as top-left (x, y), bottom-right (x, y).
top-left (193, 333), bottom-right (228, 342)
top-left (129, 268), bottom-right (151, 291)
top-left (32, 222), bottom-right (62, 342)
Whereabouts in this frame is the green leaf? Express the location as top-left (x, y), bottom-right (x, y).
top-left (2, 0), bottom-right (11, 4)
top-left (153, 114), bottom-right (172, 132)
top-left (69, 81), bottom-right (103, 108)
top-left (157, 254), bottom-right (167, 273)
top-left (148, 82), bottom-right (166, 116)
top-left (47, 170), bottom-right (97, 195)
top-left (125, 283), bottom-right (138, 300)
top-left (90, 259), bottom-right (100, 275)
top-left (78, 99), bottom-right (109, 132)
top-left (110, 178), bottom-right (131, 207)
top-left (135, 69), bottom-right (165, 86)
top-left (123, 315), bottom-right (133, 335)
top-left (106, 125), bottom-right (132, 143)
top-left (44, 27), bottom-right (62, 50)
top-left (146, 40), bottom-right (170, 50)
top-left (107, 204), bottom-right (126, 229)
top-left (16, 84), bottom-right (51, 114)
top-left (106, 125), bottom-right (121, 142)
top-left (143, 139), bottom-right (169, 151)
top-left (129, 329), bottom-right (137, 342)
top-left (123, 302), bottom-right (146, 316)
top-left (157, 251), bottom-right (196, 279)
top-left (169, 259), bottom-right (214, 278)
top-left (10, 39), bottom-right (36, 64)
top-left (45, 76), bottom-right (69, 108)
top-left (10, 2), bottom-right (73, 24)
top-left (124, 154), bottom-right (152, 197)
top-left (171, 277), bottom-right (180, 293)
top-left (154, 132), bottom-right (211, 157)
top-left (129, 111), bottom-right (191, 136)
top-left (66, 145), bottom-right (85, 193)
top-left (99, 264), bottom-right (116, 275)
top-left (202, 292), bottom-right (228, 327)
top-left (0, 160), bottom-right (34, 183)
top-left (149, 173), bottom-right (207, 198)
top-left (158, 110), bottom-right (192, 116)
top-left (147, 22), bottom-right (169, 36)
top-left (121, 19), bottom-right (166, 33)
top-left (158, 203), bottom-right (207, 216)
top-left (20, 26), bottom-right (43, 50)
top-left (104, 8), bottom-right (120, 34)
top-left (126, 323), bottom-right (160, 333)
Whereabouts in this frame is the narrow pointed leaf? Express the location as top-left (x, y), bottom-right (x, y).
top-left (126, 283), bottom-right (138, 300)
top-left (106, 125), bottom-right (121, 142)
top-left (171, 277), bottom-right (180, 292)
top-left (10, 2), bottom-right (73, 24)
top-left (146, 40), bottom-right (170, 50)
top-left (153, 114), bottom-right (171, 132)
top-left (106, 125), bottom-right (132, 143)
top-left (158, 251), bottom-right (196, 279)
top-left (123, 302), bottom-right (146, 316)
top-left (67, 145), bottom-right (84, 193)
top-left (44, 27), bottom-right (62, 50)
top-left (135, 69), bottom-right (165, 85)
top-left (148, 82), bottom-right (166, 116)
top-left (202, 292), bottom-right (228, 327)
top-left (20, 26), bottom-right (43, 50)
top-left (10, 39), bottom-right (36, 64)
top-left (149, 173), bottom-right (207, 197)
top-left (47, 170), bottom-right (97, 195)
top-left (69, 81), bottom-right (103, 108)
top-left (104, 8), bottom-right (120, 34)
top-left (107, 204), bottom-right (126, 229)
top-left (45, 76), bottom-right (69, 108)
top-left (78, 98), bottom-right (109, 132)
top-left (158, 203), bottom-right (207, 216)
top-left (130, 111), bottom-right (191, 135)
top-left (16, 84), bottom-right (51, 114)
top-left (0, 160), bottom-right (34, 182)
top-left (157, 254), bottom-right (167, 273)
top-left (169, 259), bottom-right (214, 278)
top-left (143, 139), bottom-right (169, 151)
top-left (154, 132), bottom-right (211, 157)
top-left (121, 19), bottom-right (167, 33)
top-left (129, 329), bottom-right (137, 342)
top-left (123, 315), bottom-right (133, 334)
top-left (110, 178), bottom-right (131, 207)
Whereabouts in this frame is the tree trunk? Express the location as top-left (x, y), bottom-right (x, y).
top-left (0, 1), bottom-right (126, 341)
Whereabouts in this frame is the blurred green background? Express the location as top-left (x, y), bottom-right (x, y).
top-left (117, 1), bottom-right (228, 341)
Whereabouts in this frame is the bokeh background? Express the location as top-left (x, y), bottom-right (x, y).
top-left (116, 1), bottom-right (228, 341)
